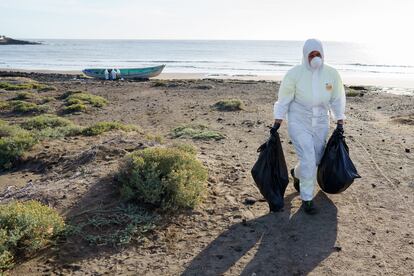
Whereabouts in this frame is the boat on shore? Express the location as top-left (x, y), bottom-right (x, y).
top-left (82, 65), bottom-right (165, 80)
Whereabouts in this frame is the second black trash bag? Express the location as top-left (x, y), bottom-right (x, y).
top-left (317, 129), bottom-right (361, 194)
top-left (251, 132), bottom-right (289, 211)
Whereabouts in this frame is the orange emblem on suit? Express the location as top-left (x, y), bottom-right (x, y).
top-left (325, 83), bottom-right (333, 92)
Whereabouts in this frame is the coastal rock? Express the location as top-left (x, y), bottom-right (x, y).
top-left (348, 85), bottom-right (367, 91)
top-left (0, 35), bottom-right (41, 45)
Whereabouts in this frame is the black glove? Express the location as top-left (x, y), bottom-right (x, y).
top-left (335, 123), bottom-right (344, 134)
top-left (270, 122), bottom-right (280, 136)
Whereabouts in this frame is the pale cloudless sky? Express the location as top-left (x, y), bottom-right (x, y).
top-left (1, 0), bottom-right (413, 45)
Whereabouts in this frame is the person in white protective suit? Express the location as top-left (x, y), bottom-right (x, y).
top-left (271, 38), bottom-right (346, 215)
top-left (110, 69), bottom-right (117, 80)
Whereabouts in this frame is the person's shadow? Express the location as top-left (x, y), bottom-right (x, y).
top-left (182, 191), bottom-right (337, 275)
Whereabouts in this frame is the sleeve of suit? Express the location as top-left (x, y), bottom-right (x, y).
top-left (273, 73), bottom-right (295, 120)
top-left (329, 71), bottom-right (346, 121)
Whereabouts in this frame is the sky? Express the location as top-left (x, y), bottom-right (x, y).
top-left (1, 0), bottom-right (414, 45)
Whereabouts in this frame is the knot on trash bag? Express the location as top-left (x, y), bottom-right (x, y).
top-left (257, 132), bottom-right (278, 152)
top-left (333, 128), bottom-right (345, 139)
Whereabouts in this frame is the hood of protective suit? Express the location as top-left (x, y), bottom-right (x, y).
top-left (302, 39), bottom-right (324, 71)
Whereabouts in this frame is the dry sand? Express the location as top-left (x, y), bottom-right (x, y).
top-left (0, 71), bottom-right (413, 275)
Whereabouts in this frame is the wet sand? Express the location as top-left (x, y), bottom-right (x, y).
top-left (2, 68), bottom-right (414, 89)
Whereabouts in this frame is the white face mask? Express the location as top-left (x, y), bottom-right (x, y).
top-left (310, 56), bottom-right (323, 69)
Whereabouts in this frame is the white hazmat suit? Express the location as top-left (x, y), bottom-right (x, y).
top-left (110, 69), bottom-right (117, 80)
top-left (273, 39), bottom-right (346, 201)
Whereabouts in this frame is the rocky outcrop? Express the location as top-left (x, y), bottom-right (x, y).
top-left (0, 35), bottom-right (41, 45)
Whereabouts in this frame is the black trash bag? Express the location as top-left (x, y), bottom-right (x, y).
top-left (317, 129), bottom-right (361, 194)
top-left (251, 132), bottom-right (289, 211)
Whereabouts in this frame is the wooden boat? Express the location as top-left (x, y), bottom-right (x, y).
top-left (82, 65), bottom-right (165, 80)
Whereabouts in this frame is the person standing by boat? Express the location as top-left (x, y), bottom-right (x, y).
top-left (115, 69), bottom-right (121, 79)
top-left (110, 69), bottom-right (117, 80)
top-left (271, 39), bottom-right (346, 214)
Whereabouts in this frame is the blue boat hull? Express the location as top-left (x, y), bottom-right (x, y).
top-left (83, 65), bottom-right (165, 80)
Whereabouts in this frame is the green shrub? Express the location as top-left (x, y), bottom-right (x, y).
top-left (82, 121), bottom-right (138, 136)
top-left (7, 100), bottom-right (49, 114)
top-left (61, 90), bottom-right (81, 99)
top-left (0, 101), bottom-right (8, 110)
top-left (0, 200), bottom-right (65, 271)
top-left (11, 93), bottom-right (53, 104)
top-left (346, 89), bottom-right (361, 97)
top-left (67, 204), bottom-right (158, 246)
top-left (152, 80), bottom-right (167, 87)
top-left (118, 147), bottom-right (208, 211)
top-left (66, 98), bottom-right (83, 106)
top-left (12, 92), bottom-right (38, 101)
top-left (61, 91), bottom-right (107, 113)
top-left (34, 126), bottom-right (82, 139)
top-left (0, 120), bottom-right (25, 137)
top-left (0, 82), bottom-right (51, 91)
top-left (20, 114), bottom-right (82, 139)
top-left (62, 91), bottom-right (108, 107)
top-left (36, 126), bottom-right (83, 139)
top-left (37, 86), bottom-right (57, 92)
top-left (171, 142), bottom-right (197, 155)
top-left (0, 230), bottom-right (14, 271)
top-left (0, 121), bottom-right (37, 169)
top-left (0, 82), bottom-right (33, 91)
top-left (63, 103), bottom-right (87, 113)
top-left (145, 133), bottom-right (164, 143)
top-left (212, 99), bottom-right (244, 111)
top-left (171, 124), bottom-right (224, 140)
top-left (39, 96), bottom-right (54, 103)
top-left (21, 114), bottom-right (74, 130)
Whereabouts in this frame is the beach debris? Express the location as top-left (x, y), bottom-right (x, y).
top-left (392, 114), bottom-right (414, 125)
top-left (171, 124), bottom-right (225, 140)
top-left (195, 84), bottom-right (214, 90)
top-left (6, 186), bottom-right (16, 192)
top-left (243, 197), bottom-right (257, 205)
top-left (241, 120), bottom-right (255, 128)
top-left (212, 99), bottom-right (244, 111)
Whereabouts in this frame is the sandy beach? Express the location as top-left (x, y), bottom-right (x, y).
top-left (1, 70), bottom-right (413, 275)
top-left (2, 68), bottom-right (414, 90)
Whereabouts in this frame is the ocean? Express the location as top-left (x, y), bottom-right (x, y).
top-left (1, 39), bottom-right (414, 83)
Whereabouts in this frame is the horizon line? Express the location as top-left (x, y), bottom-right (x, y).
top-left (12, 37), bottom-right (360, 43)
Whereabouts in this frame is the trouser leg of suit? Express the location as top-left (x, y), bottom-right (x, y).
top-left (288, 119), bottom-right (329, 201)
